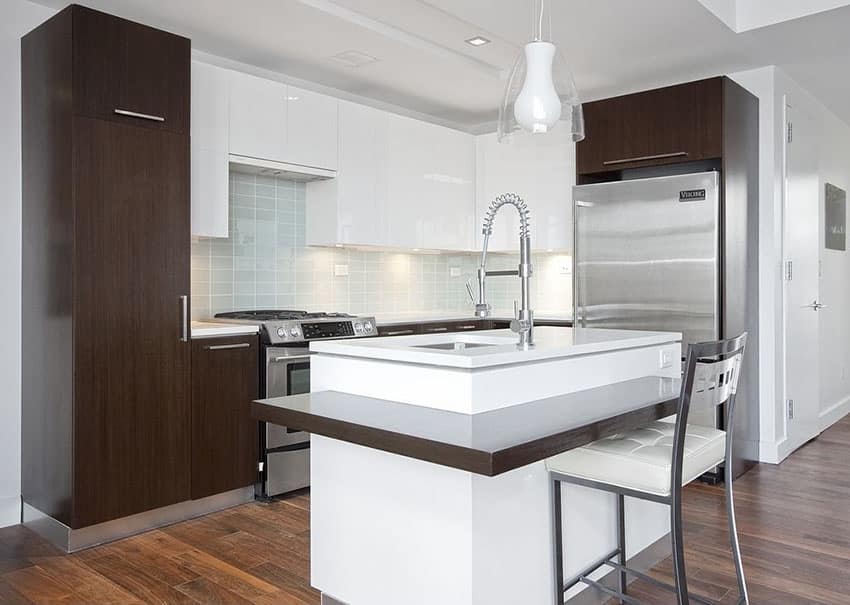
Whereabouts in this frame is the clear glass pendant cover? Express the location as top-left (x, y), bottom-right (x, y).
top-left (497, 2), bottom-right (584, 143)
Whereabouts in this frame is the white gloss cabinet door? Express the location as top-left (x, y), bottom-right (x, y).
top-left (475, 132), bottom-right (575, 252)
top-left (306, 101), bottom-right (388, 246)
top-left (228, 71), bottom-right (286, 162)
top-left (286, 86), bottom-right (338, 170)
top-left (191, 62), bottom-right (230, 238)
top-left (386, 114), bottom-right (475, 250)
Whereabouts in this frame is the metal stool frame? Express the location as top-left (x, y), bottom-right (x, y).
top-left (549, 333), bottom-right (749, 605)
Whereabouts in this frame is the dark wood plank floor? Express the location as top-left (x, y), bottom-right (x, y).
top-left (1, 416), bottom-right (848, 604)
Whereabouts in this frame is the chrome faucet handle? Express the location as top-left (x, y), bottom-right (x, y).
top-left (510, 300), bottom-right (532, 335)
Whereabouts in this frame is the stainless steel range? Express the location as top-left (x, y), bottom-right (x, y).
top-left (215, 310), bottom-right (377, 497)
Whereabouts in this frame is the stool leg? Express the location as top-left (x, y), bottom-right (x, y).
top-left (616, 494), bottom-right (627, 603)
top-left (550, 476), bottom-right (564, 605)
top-left (725, 467), bottom-right (749, 604)
top-left (670, 483), bottom-right (690, 605)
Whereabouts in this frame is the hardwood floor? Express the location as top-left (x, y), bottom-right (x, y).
top-left (1, 416), bottom-right (849, 604)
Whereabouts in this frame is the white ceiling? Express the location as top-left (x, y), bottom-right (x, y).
top-left (29, 0), bottom-right (850, 131)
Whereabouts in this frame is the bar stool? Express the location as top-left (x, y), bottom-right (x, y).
top-left (546, 334), bottom-right (749, 605)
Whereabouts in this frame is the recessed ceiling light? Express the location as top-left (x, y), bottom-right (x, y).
top-left (330, 50), bottom-right (379, 68)
top-left (465, 36), bottom-right (491, 47)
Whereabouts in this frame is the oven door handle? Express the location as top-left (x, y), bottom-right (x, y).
top-left (270, 355), bottom-right (311, 363)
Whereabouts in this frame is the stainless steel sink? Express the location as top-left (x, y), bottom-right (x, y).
top-left (414, 342), bottom-right (498, 351)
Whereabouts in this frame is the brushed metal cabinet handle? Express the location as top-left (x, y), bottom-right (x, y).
top-left (179, 295), bottom-right (189, 342)
top-left (205, 343), bottom-right (251, 351)
top-left (383, 330), bottom-right (414, 336)
top-left (602, 151), bottom-right (688, 166)
top-left (425, 327), bottom-right (449, 333)
top-left (114, 109), bottom-right (166, 122)
top-left (457, 324), bottom-right (478, 330)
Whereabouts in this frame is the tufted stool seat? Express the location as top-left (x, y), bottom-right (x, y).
top-left (546, 420), bottom-right (726, 497)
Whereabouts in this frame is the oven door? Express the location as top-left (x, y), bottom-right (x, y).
top-left (265, 347), bottom-right (311, 448)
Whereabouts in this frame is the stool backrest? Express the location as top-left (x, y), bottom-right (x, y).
top-left (671, 332), bottom-right (747, 495)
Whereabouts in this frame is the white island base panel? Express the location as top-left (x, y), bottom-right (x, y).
top-left (311, 435), bottom-right (669, 605)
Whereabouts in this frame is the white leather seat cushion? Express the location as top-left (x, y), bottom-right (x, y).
top-left (546, 421), bottom-right (726, 497)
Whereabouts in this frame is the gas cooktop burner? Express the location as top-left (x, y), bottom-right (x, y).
top-left (214, 309), bottom-right (376, 345)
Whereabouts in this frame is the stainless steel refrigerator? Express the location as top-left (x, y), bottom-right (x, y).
top-left (573, 171), bottom-right (758, 477)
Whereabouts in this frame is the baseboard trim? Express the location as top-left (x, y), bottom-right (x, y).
top-left (23, 487), bottom-right (254, 552)
top-left (819, 395), bottom-right (850, 432)
top-left (567, 534), bottom-right (672, 605)
top-left (0, 495), bottom-right (21, 529)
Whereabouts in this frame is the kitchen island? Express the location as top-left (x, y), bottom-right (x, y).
top-left (253, 327), bottom-right (682, 605)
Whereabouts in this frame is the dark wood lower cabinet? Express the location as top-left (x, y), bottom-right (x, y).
top-left (191, 335), bottom-right (260, 500)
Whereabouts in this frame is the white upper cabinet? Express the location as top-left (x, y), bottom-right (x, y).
top-left (475, 132), bottom-right (575, 252)
top-left (228, 71), bottom-right (287, 162)
top-left (286, 86), bottom-right (338, 171)
top-left (386, 113), bottom-right (475, 250)
top-left (307, 101), bottom-right (388, 246)
top-left (308, 103), bottom-right (474, 251)
top-left (191, 61), bottom-right (230, 238)
top-left (229, 74), bottom-right (338, 172)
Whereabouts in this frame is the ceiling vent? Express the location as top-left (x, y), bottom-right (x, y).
top-left (330, 50), bottom-right (379, 68)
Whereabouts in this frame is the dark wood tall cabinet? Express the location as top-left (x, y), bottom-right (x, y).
top-left (22, 5), bottom-right (191, 530)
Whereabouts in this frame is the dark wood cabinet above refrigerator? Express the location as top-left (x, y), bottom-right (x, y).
top-left (576, 78), bottom-right (725, 178)
top-left (22, 4), bottom-right (192, 532)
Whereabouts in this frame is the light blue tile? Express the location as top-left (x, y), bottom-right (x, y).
top-left (212, 281), bottom-right (233, 296)
top-left (233, 257), bottom-right (254, 271)
top-left (235, 294), bottom-right (255, 309)
top-left (255, 270), bottom-right (276, 283)
top-left (235, 281), bottom-right (255, 296)
top-left (232, 194), bottom-right (255, 209)
top-left (255, 197), bottom-right (276, 211)
top-left (256, 175), bottom-right (277, 187)
top-left (256, 209), bottom-right (276, 223)
top-left (256, 294), bottom-right (276, 307)
top-left (235, 269), bottom-right (256, 283)
top-left (256, 184), bottom-right (276, 198)
top-left (234, 181), bottom-right (255, 196)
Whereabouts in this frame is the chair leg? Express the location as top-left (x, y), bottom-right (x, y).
top-left (670, 482), bottom-right (690, 605)
top-left (725, 469), bottom-right (749, 604)
top-left (616, 494), bottom-right (627, 604)
top-left (550, 476), bottom-right (564, 605)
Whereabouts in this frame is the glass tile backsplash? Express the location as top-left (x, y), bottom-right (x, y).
top-left (190, 173), bottom-right (572, 320)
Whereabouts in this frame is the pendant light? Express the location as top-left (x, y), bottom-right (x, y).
top-left (498, 0), bottom-right (584, 143)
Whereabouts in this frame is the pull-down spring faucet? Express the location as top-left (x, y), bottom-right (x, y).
top-left (475, 193), bottom-right (534, 349)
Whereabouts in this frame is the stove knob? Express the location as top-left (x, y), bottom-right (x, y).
top-left (354, 322), bottom-right (362, 333)
top-left (277, 327), bottom-right (286, 338)
top-left (364, 321), bottom-right (374, 333)
top-left (290, 327), bottom-right (300, 338)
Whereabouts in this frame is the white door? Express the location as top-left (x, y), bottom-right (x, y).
top-left (783, 100), bottom-right (822, 453)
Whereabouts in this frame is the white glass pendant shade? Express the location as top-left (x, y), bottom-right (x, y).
top-left (497, 1), bottom-right (584, 143)
top-left (513, 42), bottom-right (561, 134)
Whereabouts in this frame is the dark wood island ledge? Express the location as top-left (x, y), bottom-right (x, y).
top-left (252, 376), bottom-right (681, 476)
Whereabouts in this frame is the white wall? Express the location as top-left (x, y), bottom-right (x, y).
top-left (0, 0), bottom-right (55, 527)
top-left (730, 65), bottom-right (850, 463)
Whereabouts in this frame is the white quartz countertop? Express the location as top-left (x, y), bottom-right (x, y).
top-left (372, 312), bottom-right (573, 326)
top-left (310, 326), bottom-right (681, 369)
top-left (191, 321), bottom-right (260, 338)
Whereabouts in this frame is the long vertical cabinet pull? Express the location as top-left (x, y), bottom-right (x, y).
top-left (180, 295), bottom-right (189, 342)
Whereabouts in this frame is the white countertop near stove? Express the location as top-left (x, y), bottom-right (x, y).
top-left (191, 321), bottom-right (260, 338)
top-left (310, 326), bottom-right (680, 369)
